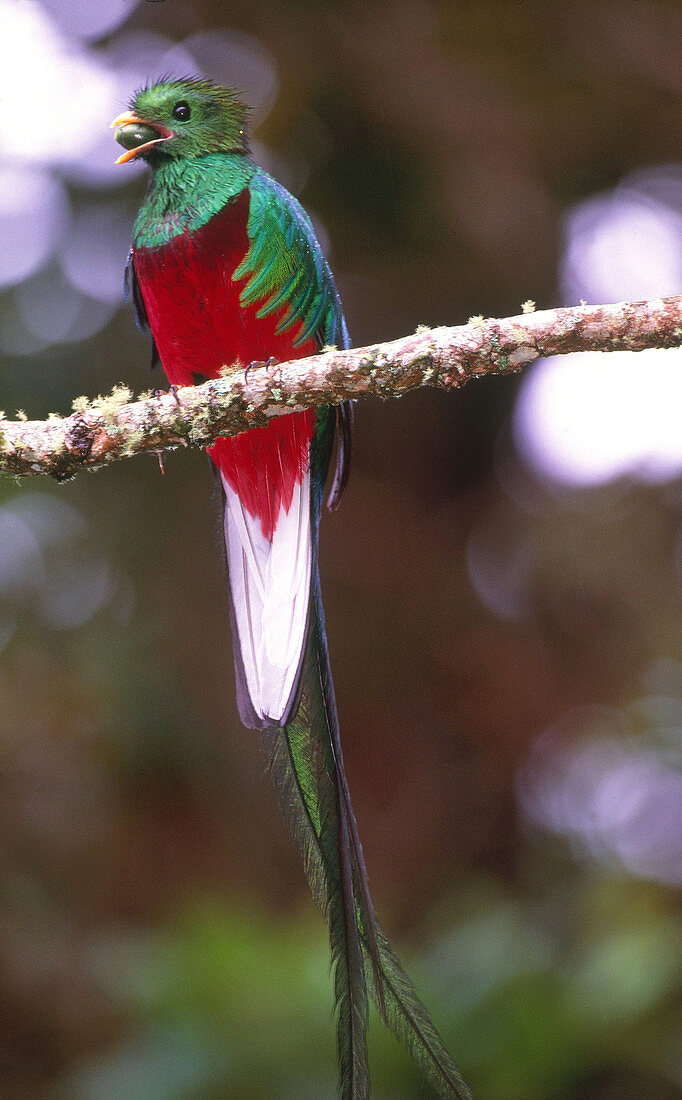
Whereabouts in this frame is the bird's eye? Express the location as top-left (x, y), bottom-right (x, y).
top-left (172, 101), bottom-right (191, 122)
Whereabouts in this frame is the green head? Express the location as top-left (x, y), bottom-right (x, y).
top-left (112, 77), bottom-right (249, 165)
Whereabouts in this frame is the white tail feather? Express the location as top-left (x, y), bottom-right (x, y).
top-left (222, 471), bottom-right (312, 724)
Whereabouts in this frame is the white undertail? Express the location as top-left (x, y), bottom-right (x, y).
top-left (221, 470), bottom-right (312, 724)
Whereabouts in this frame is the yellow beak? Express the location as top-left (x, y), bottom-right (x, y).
top-left (111, 111), bottom-right (171, 165)
top-left (110, 111), bottom-right (142, 129)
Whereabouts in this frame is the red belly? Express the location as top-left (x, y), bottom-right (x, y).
top-left (134, 190), bottom-right (317, 539)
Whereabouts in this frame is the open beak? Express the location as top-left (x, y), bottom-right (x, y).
top-left (111, 111), bottom-right (172, 164)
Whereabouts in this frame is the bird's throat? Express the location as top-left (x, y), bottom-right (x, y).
top-left (133, 153), bottom-right (255, 249)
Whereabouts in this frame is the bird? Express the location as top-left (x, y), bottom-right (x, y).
top-left (113, 76), bottom-right (472, 1100)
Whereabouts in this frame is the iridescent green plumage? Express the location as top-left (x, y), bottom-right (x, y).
top-left (235, 172), bottom-right (347, 346)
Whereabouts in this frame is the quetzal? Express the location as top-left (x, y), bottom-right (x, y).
top-left (113, 77), bottom-right (471, 1100)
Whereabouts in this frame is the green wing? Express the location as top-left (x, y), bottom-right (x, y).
top-left (235, 167), bottom-right (353, 506)
top-left (234, 168), bottom-right (349, 349)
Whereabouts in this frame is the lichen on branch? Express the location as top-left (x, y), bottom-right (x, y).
top-left (1, 295), bottom-right (681, 480)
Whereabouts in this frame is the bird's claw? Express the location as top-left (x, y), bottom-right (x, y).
top-left (152, 386), bottom-right (181, 405)
top-left (243, 356), bottom-right (279, 384)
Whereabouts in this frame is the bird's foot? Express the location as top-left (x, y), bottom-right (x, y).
top-left (243, 356), bottom-right (279, 384)
top-left (151, 386), bottom-right (181, 406)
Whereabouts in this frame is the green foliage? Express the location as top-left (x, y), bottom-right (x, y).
top-left (58, 871), bottom-right (680, 1099)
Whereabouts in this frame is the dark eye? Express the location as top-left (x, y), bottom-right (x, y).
top-left (172, 101), bottom-right (191, 122)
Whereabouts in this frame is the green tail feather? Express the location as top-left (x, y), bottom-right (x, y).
top-left (260, 593), bottom-right (370, 1099)
top-left (260, 573), bottom-right (472, 1100)
top-left (361, 925), bottom-right (472, 1099)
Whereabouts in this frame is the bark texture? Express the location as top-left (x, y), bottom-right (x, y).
top-left (1, 296), bottom-right (681, 480)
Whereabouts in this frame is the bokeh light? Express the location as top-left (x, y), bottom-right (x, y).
top-left (0, 492), bottom-right (130, 633)
top-left (11, 266), bottom-right (115, 348)
top-left (38, 0), bottom-right (139, 43)
top-left (518, 702), bottom-right (682, 887)
top-left (58, 203), bottom-right (134, 305)
top-left (167, 30), bottom-right (279, 124)
top-left (0, 165), bottom-right (68, 290)
top-left (514, 347), bottom-right (682, 485)
top-left (514, 168), bottom-right (682, 486)
top-left (0, 0), bottom-right (121, 167)
top-left (562, 168), bottom-right (682, 305)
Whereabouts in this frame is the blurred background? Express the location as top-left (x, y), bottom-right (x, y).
top-left (0, 1), bottom-right (681, 1097)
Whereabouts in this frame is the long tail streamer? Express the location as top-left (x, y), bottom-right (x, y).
top-left (260, 573), bottom-right (472, 1100)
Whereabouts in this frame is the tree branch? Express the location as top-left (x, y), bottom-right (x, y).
top-left (2, 295), bottom-right (681, 480)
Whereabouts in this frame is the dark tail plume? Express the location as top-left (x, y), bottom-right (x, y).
top-left (259, 572), bottom-right (473, 1099)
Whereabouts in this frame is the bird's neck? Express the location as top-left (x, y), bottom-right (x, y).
top-left (133, 153), bottom-right (255, 249)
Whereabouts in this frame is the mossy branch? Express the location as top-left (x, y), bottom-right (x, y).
top-left (1, 295), bottom-right (681, 480)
